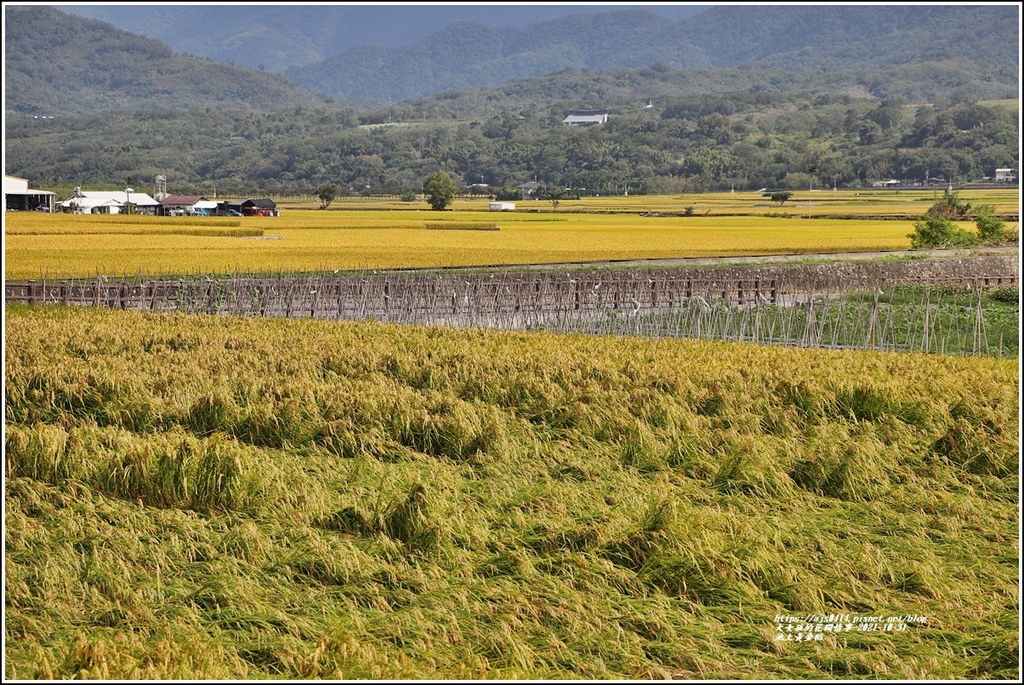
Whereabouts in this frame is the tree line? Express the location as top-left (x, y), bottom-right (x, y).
top-left (6, 92), bottom-right (1017, 199)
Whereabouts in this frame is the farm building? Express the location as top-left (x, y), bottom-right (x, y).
top-left (160, 195), bottom-right (217, 216)
top-left (562, 110), bottom-right (608, 126)
top-left (58, 188), bottom-right (160, 214)
top-left (995, 168), bottom-right (1017, 183)
top-left (4, 174), bottom-right (56, 212)
top-left (217, 198), bottom-right (279, 216)
top-left (516, 181), bottom-right (544, 198)
top-left (489, 202), bottom-right (516, 211)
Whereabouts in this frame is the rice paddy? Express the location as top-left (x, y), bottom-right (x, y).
top-left (4, 188), bottom-right (1019, 679)
top-left (4, 305), bottom-right (1019, 679)
top-left (8, 188), bottom-right (1018, 279)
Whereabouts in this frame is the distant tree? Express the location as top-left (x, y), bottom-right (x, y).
top-left (764, 191), bottom-right (793, 205)
top-left (908, 215), bottom-right (979, 249)
top-left (423, 170), bottom-right (457, 210)
top-left (494, 186), bottom-right (520, 202)
top-left (542, 186), bottom-right (564, 209)
top-left (314, 183), bottom-right (338, 209)
top-left (927, 188), bottom-right (971, 219)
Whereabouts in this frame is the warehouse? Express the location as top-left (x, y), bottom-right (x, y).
top-left (4, 174), bottom-right (56, 212)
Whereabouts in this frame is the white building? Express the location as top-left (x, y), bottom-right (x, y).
top-left (489, 202), bottom-right (516, 211)
top-left (160, 194), bottom-right (215, 215)
top-left (60, 188), bottom-right (160, 214)
top-left (994, 168), bottom-right (1017, 183)
top-left (4, 174), bottom-right (56, 212)
top-left (562, 109), bottom-right (608, 126)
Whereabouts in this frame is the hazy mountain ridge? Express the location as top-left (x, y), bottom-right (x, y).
top-left (4, 5), bottom-right (330, 116)
top-left (54, 4), bottom-right (709, 73)
top-left (6, 5), bottom-right (1019, 119)
top-left (283, 4), bottom-right (1019, 103)
top-left (285, 10), bottom-right (705, 101)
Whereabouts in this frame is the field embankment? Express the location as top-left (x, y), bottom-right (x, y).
top-left (5, 305), bottom-right (1018, 679)
top-left (6, 254), bottom-right (1017, 357)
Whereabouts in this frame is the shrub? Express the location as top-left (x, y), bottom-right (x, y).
top-left (988, 286), bottom-right (1019, 304)
top-left (927, 189), bottom-right (971, 219)
top-left (908, 215), bottom-right (979, 249)
top-left (974, 205), bottom-right (1012, 244)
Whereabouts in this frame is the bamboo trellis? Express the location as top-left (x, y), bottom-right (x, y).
top-left (5, 269), bottom-right (1017, 356)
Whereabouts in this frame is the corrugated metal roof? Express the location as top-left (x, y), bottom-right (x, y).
top-left (161, 195), bottom-right (206, 205)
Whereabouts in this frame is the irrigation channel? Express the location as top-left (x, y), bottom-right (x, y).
top-left (6, 256), bottom-right (1018, 357)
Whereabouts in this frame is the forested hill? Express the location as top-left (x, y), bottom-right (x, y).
top-left (673, 4), bottom-right (1019, 70)
top-left (4, 4), bottom-right (1018, 196)
top-left (284, 4), bottom-right (1020, 103)
top-left (4, 5), bottom-right (331, 117)
top-left (6, 4), bottom-right (1019, 117)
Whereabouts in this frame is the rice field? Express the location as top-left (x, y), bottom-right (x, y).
top-left (297, 188), bottom-right (1022, 218)
top-left (4, 188), bottom-right (1019, 679)
top-left (4, 304), bottom-right (1019, 679)
top-left (8, 187), bottom-right (1018, 279)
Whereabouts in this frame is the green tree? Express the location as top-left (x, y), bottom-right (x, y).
top-left (927, 189), bottom-right (971, 219)
top-left (423, 170), bottom-right (457, 211)
top-left (974, 205), bottom-right (1011, 244)
top-left (314, 183), bottom-right (338, 209)
top-left (542, 186), bottom-right (564, 210)
top-left (908, 215), bottom-right (979, 249)
top-left (494, 186), bottom-right (520, 202)
top-left (764, 191), bottom-right (792, 205)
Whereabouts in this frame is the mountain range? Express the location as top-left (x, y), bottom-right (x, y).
top-left (285, 4), bottom-right (1020, 103)
top-left (53, 3), bottom-right (711, 73)
top-left (29, 3), bottom-right (1021, 107)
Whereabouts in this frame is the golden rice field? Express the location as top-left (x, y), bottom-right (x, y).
top-left (5, 305), bottom-right (1019, 679)
top-left (298, 188), bottom-right (1021, 217)
top-left (5, 189), bottom-right (1017, 279)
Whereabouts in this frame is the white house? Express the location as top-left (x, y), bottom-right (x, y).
top-left (562, 109), bottom-right (608, 126)
top-left (60, 188), bottom-right (160, 214)
top-left (4, 174), bottom-right (56, 212)
top-left (994, 168), bottom-right (1017, 183)
top-left (489, 202), bottom-right (516, 211)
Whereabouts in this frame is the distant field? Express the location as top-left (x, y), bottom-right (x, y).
top-left (285, 188), bottom-right (1021, 217)
top-left (5, 190), bottom-right (1017, 279)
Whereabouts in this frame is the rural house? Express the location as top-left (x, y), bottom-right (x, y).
top-left (217, 198), bottom-right (279, 216)
top-left (160, 195), bottom-right (217, 216)
top-left (516, 181), bottom-right (544, 198)
top-left (562, 109), bottom-right (608, 126)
